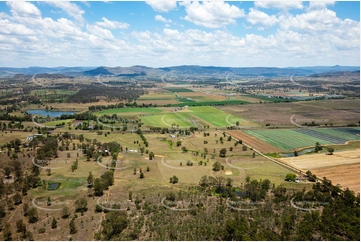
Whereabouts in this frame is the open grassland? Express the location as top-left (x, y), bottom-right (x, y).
top-left (0, 130), bottom-right (29, 144)
top-left (279, 149), bottom-right (360, 192)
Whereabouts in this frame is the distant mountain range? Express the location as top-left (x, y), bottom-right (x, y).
top-left (0, 65), bottom-right (359, 78)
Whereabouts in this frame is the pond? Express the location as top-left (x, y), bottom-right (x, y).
top-left (280, 148), bottom-right (314, 157)
top-left (26, 109), bottom-right (75, 118)
top-left (48, 182), bottom-right (60, 190)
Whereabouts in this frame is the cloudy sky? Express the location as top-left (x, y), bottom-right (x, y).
top-left (0, 1), bottom-right (359, 68)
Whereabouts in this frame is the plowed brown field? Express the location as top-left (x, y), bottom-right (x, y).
top-left (280, 149), bottom-right (360, 193)
top-left (226, 130), bottom-right (283, 153)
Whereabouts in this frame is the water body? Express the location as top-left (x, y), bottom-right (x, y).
top-left (27, 109), bottom-right (75, 118)
top-left (280, 148), bottom-right (314, 157)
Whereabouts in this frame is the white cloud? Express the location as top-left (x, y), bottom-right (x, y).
top-left (146, 1), bottom-right (177, 12)
top-left (87, 25), bottom-right (114, 40)
top-left (95, 17), bottom-right (129, 29)
top-left (155, 15), bottom-right (172, 23)
top-left (181, 1), bottom-right (245, 28)
top-left (247, 8), bottom-right (278, 29)
top-left (308, 1), bottom-right (335, 10)
top-left (255, 1), bottom-right (304, 10)
top-left (0, 1), bottom-right (358, 67)
top-left (0, 19), bottom-right (35, 35)
top-left (6, 1), bottom-right (41, 18)
top-left (46, 1), bottom-right (85, 23)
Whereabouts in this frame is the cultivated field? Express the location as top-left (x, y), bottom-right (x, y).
top-left (279, 149), bottom-right (360, 192)
top-left (218, 99), bottom-right (360, 127)
top-left (243, 127), bottom-right (359, 151)
top-left (225, 130), bottom-right (283, 153)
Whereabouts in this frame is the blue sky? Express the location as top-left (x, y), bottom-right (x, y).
top-left (0, 1), bottom-right (359, 67)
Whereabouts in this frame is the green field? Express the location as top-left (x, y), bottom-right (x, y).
top-left (243, 128), bottom-right (359, 151)
top-left (141, 113), bottom-right (194, 128)
top-left (188, 106), bottom-right (242, 127)
top-left (164, 87), bottom-right (194, 92)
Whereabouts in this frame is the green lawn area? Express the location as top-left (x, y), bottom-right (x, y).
top-left (188, 106), bottom-right (242, 127)
top-left (141, 113), bottom-right (194, 128)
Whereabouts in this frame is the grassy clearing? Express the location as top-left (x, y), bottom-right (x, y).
top-left (141, 113), bottom-right (194, 128)
top-left (188, 106), bottom-right (242, 127)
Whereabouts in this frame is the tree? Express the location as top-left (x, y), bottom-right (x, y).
top-left (170, 175), bottom-right (178, 184)
top-left (140, 172), bottom-right (144, 179)
top-left (75, 198), bottom-right (88, 213)
top-left (3, 222), bottom-right (12, 241)
top-left (87, 172), bottom-right (94, 187)
top-left (16, 219), bottom-right (26, 235)
top-left (4, 166), bottom-right (11, 178)
top-left (28, 208), bottom-right (38, 223)
top-left (285, 173), bottom-right (297, 182)
top-left (51, 217), bottom-right (57, 229)
top-left (69, 218), bottom-right (77, 234)
top-left (61, 206), bottom-right (70, 219)
top-left (315, 142), bottom-right (322, 152)
top-left (242, 145), bottom-right (247, 151)
top-left (101, 211), bottom-right (128, 240)
top-left (146, 166), bottom-right (150, 172)
top-left (23, 203), bottom-right (29, 216)
top-left (181, 146), bottom-right (188, 153)
top-left (176, 141), bottom-right (182, 147)
top-left (149, 151), bottom-right (155, 160)
top-left (226, 178), bottom-right (233, 187)
top-left (13, 192), bottom-right (22, 205)
top-left (327, 147), bottom-right (334, 155)
top-left (213, 161), bottom-right (222, 171)
top-left (219, 148), bottom-right (227, 157)
top-left (227, 136), bottom-right (232, 141)
top-left (94, 178), bottom-right (105, 196)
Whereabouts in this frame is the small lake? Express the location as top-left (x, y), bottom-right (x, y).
top-left (280, 148), bottom-right (314, 157)
top-left (27, 109), bottom-right (75, 118)
top-left (48, 183), bottom-right (60, 190)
